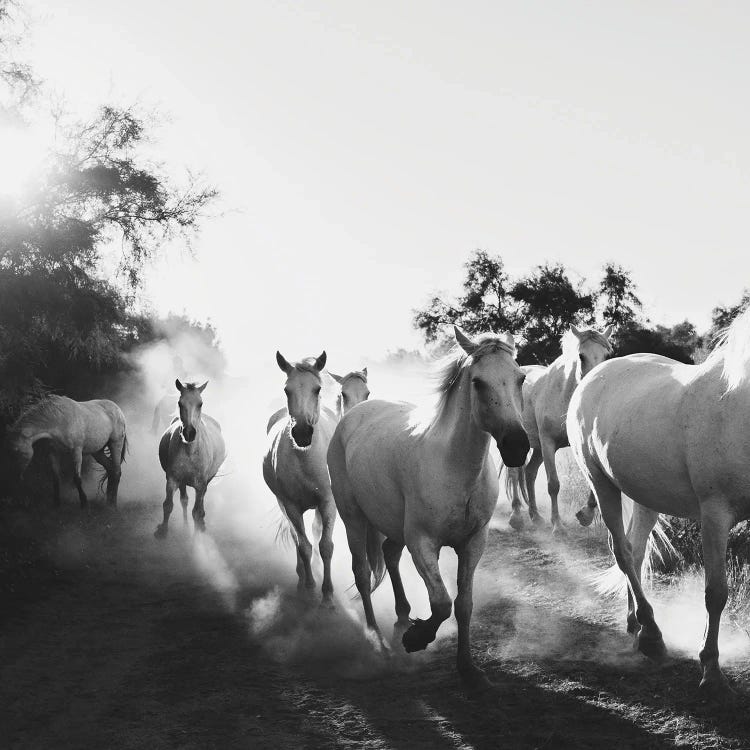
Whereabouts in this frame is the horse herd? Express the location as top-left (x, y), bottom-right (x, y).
top-left (7, 309), bottom-right (750, 699)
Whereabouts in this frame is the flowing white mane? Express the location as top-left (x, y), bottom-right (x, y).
top-left (409, 333), bottom-right (516, 435)
top-left (711, 306), bottom-right (750, 392)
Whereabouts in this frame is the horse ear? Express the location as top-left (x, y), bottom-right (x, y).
top-left (330, 372), bottom-right (343, 384)
top-left (314, 351), bottom-right (327, 371)
top-left (175, 378), bottom-right (184, 392)
top-left (501, 332), bottom-right (516, 353)
top-left (603, 324), bottom-right (614, 340)
top-left (454, 326), bottom-right (477, 355)
top-left (197, 381), bottom-right (208, 393)
top-left (362, 366), bottom-right (368, 379)
top-left (276, 351), bottom-right (292, 374)
top-left (570, 325), bottom-right (583, 339)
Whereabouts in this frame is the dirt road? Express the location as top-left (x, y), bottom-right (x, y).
top-left (2, 495), bottom-right (749, 750)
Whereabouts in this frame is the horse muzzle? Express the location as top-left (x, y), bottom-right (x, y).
top-left (291, 423), bottom-right (314, 448)
top-left (498, 428), bottom-right (530, 468)
top-left (182, 425), bottom-right (197, 443)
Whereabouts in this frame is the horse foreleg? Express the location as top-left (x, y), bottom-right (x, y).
top-left (72, 446), bottom-right (87, 508)
top-left (318, 497), bottom-right (336, 606)
top-left (155, 477), bottom-right (177, 539)
top-left (402, 531), bottom-right (452, 653)
top-left (282, 501), bottom-right (315, 595)
top-left (455, 526), bottom-right (492, 693)
top-left (192, 484), bottom-right (207, 533)
top-left (179, 484), bottom-right (189, 523)
top-left (524, 448), bottom-right (544, 525)
top-left (540, 438), bottom-right (562, 532)
top-left (48, 450), bottom-right (62, 507)
top-left (699, 499), bottom-right (734, 695)
top-left (383, 538), bottom-right (411, 635)
top-left (595, 473), bottom-right (665, 660)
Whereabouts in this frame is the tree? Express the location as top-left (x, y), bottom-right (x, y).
top-left (511, 263), bottom-right (594, 364)
top-left (413, 250), bottom-right (517, 345)
top-left (708, 290), bottom-right (750, 344)
top-left (597, 263), bottom-right (641, 329)
top-left (0, 7), bottom-right (217, 427)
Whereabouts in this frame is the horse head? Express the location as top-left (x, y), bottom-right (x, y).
top-left (175, 379), bottom-right (207, 443)
top-left (276, 350), bottom-right (326, 449)
top-left (568, 324), bottom-right (614, 378)
top-left (330, 368), bottom-right (370, 416)
top-left (455, 326), bottom-right (530, 467)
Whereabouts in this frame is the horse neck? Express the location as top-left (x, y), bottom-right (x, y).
top-left (428, 371), bottom-right (491, 476)
top-left (558, 356), bottom-right (581, 404)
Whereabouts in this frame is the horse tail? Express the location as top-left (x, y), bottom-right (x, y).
top-left (503, 465), bottom-right (529, 506)
top-left (593, 496), bottom-right (678, 597)
top-left (121, 433), bottom-right (128, 464)
top-left (151, 404), bottom-right (161, 435)
top-left (274, 500), bottom-right (298, 550)
top-left (367, 522), bottom-right (387, 593)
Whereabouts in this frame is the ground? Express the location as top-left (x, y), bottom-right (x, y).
top-left (2, 490), bottom-right (749, 750)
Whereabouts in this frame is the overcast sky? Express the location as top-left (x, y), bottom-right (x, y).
top-left (22, 1), bottom-right (750, 372)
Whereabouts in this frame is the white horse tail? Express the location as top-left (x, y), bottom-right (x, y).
top-left (367, 522), bottom-right (387, 593)
top-left (503, 464), bottom-right (529, 507)
top-left (594, 496), bottom-right (678, 597)
top-left (274, 500), bottom-right (298, 549)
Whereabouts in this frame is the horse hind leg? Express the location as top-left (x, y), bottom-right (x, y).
top-left (524, 448), bottom-right (545, 526)
top-left (698, 499), bottom-right (734, 695)
top-left (625, 503), bottom-right (659, 636)
top-left (106, 438), bottom-right (124, 506)
top-left (593, 470), bottom-right (665, 660)
top-left (383, 538), bottom-right (411, 639)
top-left (540, 438), bottom-right (563, 533)
top-left (576, 490), bottom-right (598, 527)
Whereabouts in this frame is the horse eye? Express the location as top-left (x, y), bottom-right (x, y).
top-left (579, 354), bottom-right (585, 361)
top-left (283, 388), bottom-right (290, 396)
top-left (314, 387), bottom-right (321, 395)
top-left (472, 378), bottom-right (486, 390)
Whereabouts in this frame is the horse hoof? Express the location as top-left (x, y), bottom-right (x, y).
top-left (575, 508), bottom-right (595, 527)
top-left (699, 670), bottom-right (735, 701)
top-left (154, 525), bottom-right (168, 540)
top-left (551, 522), bottom-right (567, 536)
top-left (402, 619), bottom-right (436, 653)
top-left (637, 632), bottom-right (667, 661)
top-left (508, 513), bottom-right (525, 532)
top-left (531, 514), bottom-right (547, 527)
top-left (459, 665), bottom-right (494, 698)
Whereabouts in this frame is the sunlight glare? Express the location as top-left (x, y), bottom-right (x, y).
top-left (0, 126), bottom-right (46, 197)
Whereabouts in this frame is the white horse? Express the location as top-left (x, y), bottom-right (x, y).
top-left (505, 325), bottom-right (613, 531)
top-left (263, 351), bottom-right (339, 604)
top-left (154, 380), bottom-right (226, 538)
top-left (327, 327), bottom-right (529, 692)
top-left (330, 368), bottom-right (369, 418)
top-left (7, 395), bottom-right (127, 507)
top-left (567, 307), bottom-right (750, 694)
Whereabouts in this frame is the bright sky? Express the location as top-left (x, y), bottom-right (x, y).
top-left (20, 1), bottom-right (750, 373)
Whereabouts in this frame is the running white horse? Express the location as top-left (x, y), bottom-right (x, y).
top-left (327, 327), bottom-right (529, 693)
top-left (6, 395), bottom-right (127, 507)
top-left (263, 351), bottom-right (339, 604)
top-left (505, 325), bottom-right (613, 531)
top-left (330, 368), bottom-right (370, 418)
top-left (567, 307), bottom-right (750, 694)
top-left (154, 380), bottom-right (226, 538)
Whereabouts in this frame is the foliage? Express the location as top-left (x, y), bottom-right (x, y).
top-left (0, 5), bottom-right (217, 431)
top-left (614, 320), bottom-right (701, 364)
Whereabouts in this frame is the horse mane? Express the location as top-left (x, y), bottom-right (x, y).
top-left (708, 306), bottom-right (750, 393)
top-left (410, 333), bottom-right (515, 435)
top-left (291, 358), bottom-right (324, 380)
top-left (561, 328), bottom-right (613, 360)
top-left (9, 395), bottom-right (68, 436)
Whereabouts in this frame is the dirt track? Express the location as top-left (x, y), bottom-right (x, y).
top-left (2, 493), bottom-right (750, 750)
